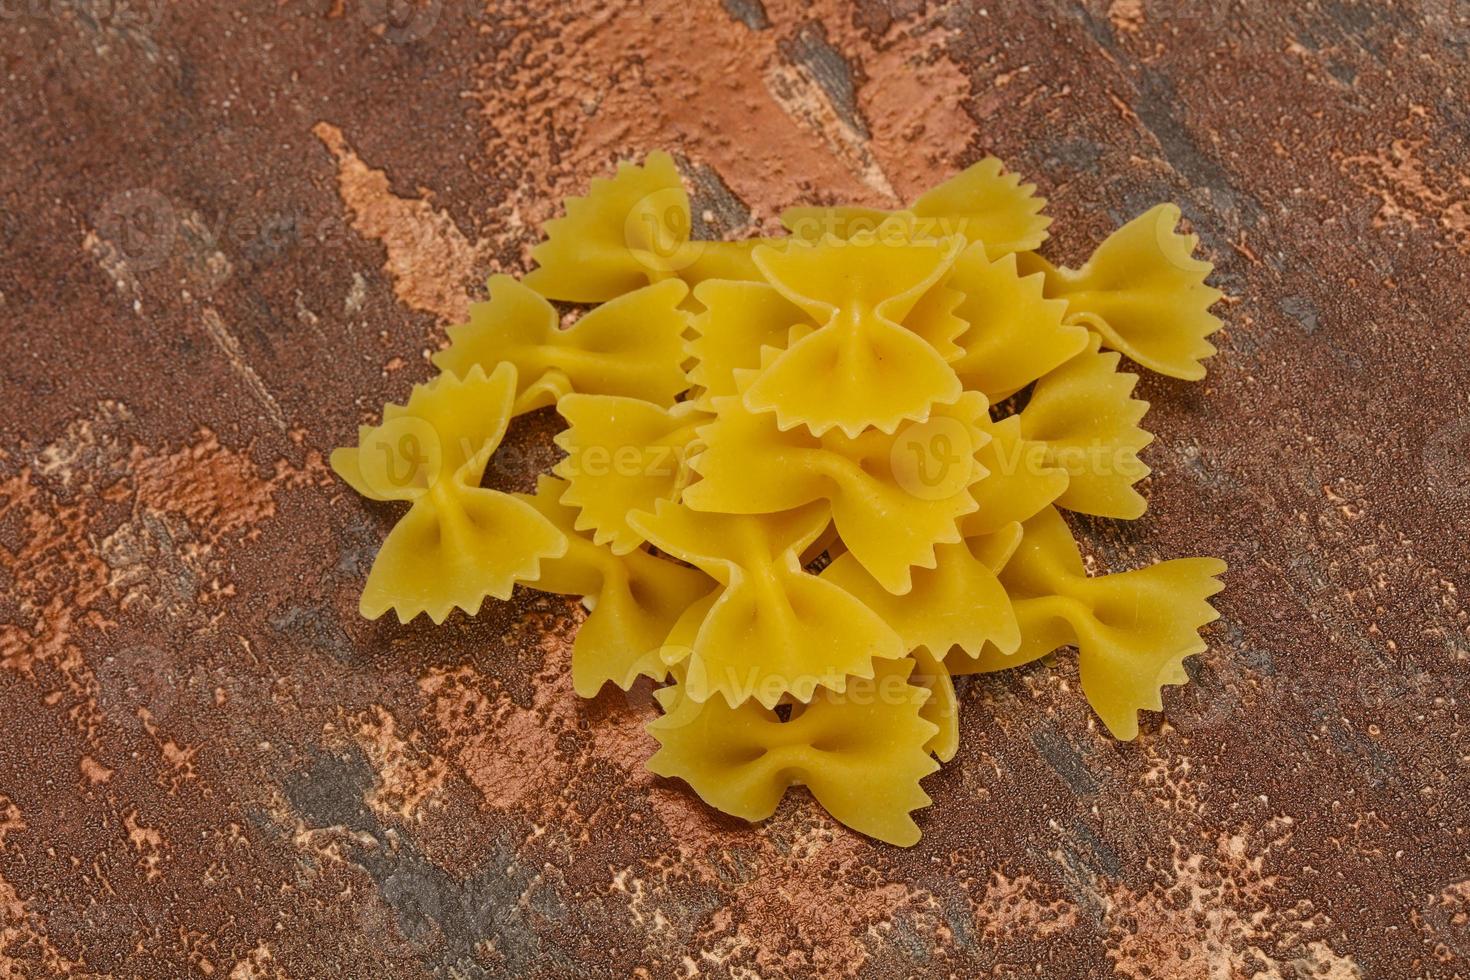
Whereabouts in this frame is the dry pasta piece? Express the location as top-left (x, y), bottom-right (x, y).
top-left (553, 395), bottom-right (709, 554)
top-left (685, 390), bottom-right (989, 595)
top-left (951, 507), bottom-right (1226, 740)
top-left (646, 657), bottom-right (939, 845)
top-left (687, 275), bottom-right (965, 413)
top-left (685, 280), bottom-right (811, 410)
top-left (909, 647), bottom-right (960, 762)
top-left (1018, 204), bottom-right (1223, 380)
top-left (744, 228), bottom-right (965, 436)
top-left (433, 275), bottom-right (691, 412)
top-left (901, 275), bottom-right (969, 363)
top-left (523, 149), bottom-right (762, 303)
top-left (1018, 334), bottom-right (1152, 520)
top-left (781, 157), bottom-right (1050, 260)
top-left (962, 416), bottom-right (1070, 537)
top-left (948, 243), bottom-right (1087, 401)
top-left (330, 363), bottom-right (567, 623)
top-left (821, 521), bottom-right (1022, 662)
top-left (514, 476), bottom-right (713, 697)
top-left (626, 500), bottom-right (905, 708)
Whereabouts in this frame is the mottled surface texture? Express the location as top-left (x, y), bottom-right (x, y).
top-left (1, 0), bottom-right (1468, 977)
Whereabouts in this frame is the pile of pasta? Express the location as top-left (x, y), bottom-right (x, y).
top-left (331, 152), bottom-right (1227, 845)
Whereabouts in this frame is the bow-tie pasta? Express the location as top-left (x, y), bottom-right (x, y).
top-left (685, 390), bottom-right (990, 595)
top-left (647, 657), bottom-right (940, 846)
top-left (523, 149), bottom-right (765, 303)
top-left (332, 152), bottom-right (1229, 846)
top-left (627, 500), bottom-right (905, 708)
top-left (1017, 204), bottom-right (1223, 380)
top-left (781, 156), bottom-right (1050, 260)
top-left (744, 227), bottom-right (966, 436)
top-left (514, 476), bottom-right (713, 697)
top-left (434, 275), bottom-right (692, 412)
top-left (330, 363), bottom-right (567, 623)
top-left (949, 507), bottom-right (1226, 740)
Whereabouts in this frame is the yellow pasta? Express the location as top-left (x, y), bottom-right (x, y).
top-left (333, 151), bottom-right (1230, 847)
top-left (330, 363), bottom-right (567, 623)
top-left (627, 500), bottom-right (905, 708)
top-left (685, 279), bottom-right (810, 410)
top-left (909, 647), bottom-right (960, 763)
top-left (744, 227), bottom-right (965, 436)
top-left (434, 275), bottom-right (691, 412)
top-left (820, 522), bottom-right (1022, 662)
top-left (948, 243), bottom-right (1087, 401)
top-left (950, 507), bottom-right (1226, 739)
top-left (1018, 204), bottom-right (1223, 380)
top-left (685, 390), bottom-right (989, 595)
top-left (523, 149), bottom-right (762, 303)
top-left (962, 415), bottom-right (1071, 537)
top-left (782, 156), bottom-right (1050, 260)
top-left (646, 657), bottom-right (939, 846)
top-left (1018, 334), bottom-right (1153, 520)
top-left (515, 476), bottom-right (712, 697)
top-left (553, 394), bottom-right (709, 554)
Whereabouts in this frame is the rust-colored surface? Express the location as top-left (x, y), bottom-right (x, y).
top-left (2, 1), bottom-right (1468, 977)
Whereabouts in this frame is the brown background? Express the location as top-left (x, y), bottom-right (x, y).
top-left (2, 0), bottom-right (1469, 977)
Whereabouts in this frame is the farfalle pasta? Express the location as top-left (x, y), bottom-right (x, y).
top-left (331, 151), bottom-right (1229, 846)
top-left (330, 363), bottom-right (567, 623)
top-left (684, 389), bottom-right (990, 595)
top-left (628, 500), bottom-right (905, 708)
top-left (523, 150), bottom-right (763, 302)
top-left (515, 476), bottom-right (712, 697)
top-left (553, 394), bottom-right (708, 554)
top-left (948, 506), bottom-right (1227, 740)
top-left (782, 156), bottom-right (1050, 260)
top-left (744, 227), bottom-right (965, 436)
top-left (1018, 334), bottom-right (1154, 520)
top-left (434, 274), bottom-right (691, 412)
top-left (1016, 204), bottom-right (1223, 380)
top-left (947, 243), bottom-right (1086, 401)
top-left (647, 657), bottom-right (939, 846)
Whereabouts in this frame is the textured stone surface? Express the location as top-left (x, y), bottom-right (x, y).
top-left (2, 1), bottom-right (1469, 977)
